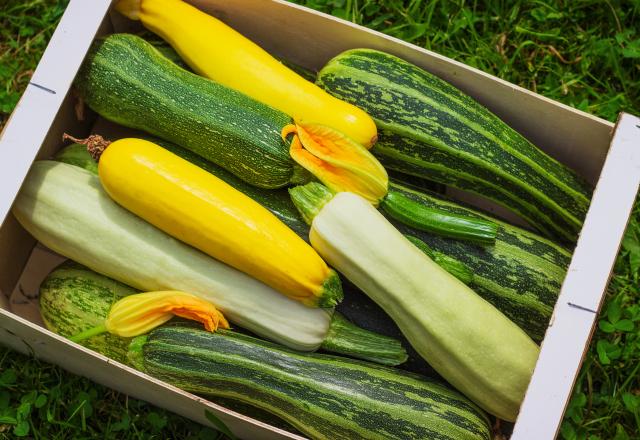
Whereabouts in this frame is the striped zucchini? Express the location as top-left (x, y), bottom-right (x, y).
top-left (38, 262), bottom-right (300, 431)
top-left (75, 33), bottom-right (306, 189)
top-left (317, 49), bottom-right (593, 243)
top-left (56, 144), bottom-right (567, 341)
top-left (129, 326), bottom-right (491, 440)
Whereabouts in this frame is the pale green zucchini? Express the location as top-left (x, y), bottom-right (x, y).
top-left (39, 260), bottom-right (407, 366)
top-left (290, 184), bottom-right (540, 421)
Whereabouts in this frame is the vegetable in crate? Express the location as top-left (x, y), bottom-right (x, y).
top-left (40, 261), bottom-right (408, 367)
top-left (71, 134), bottom-right (342, 308)
top-left (56, 143), bottom-right (568, 343)
top-left (13, 161), bottom-right (331, 352)
top-left (114, 0), bottom-right (378, 148)
top-left (129, 326), bottom-right (492, 440)
top-left (290, 183), bottom-right (540, 421)
top-left (316, 48), bottom-right (593, 243)
top-left (74, 34), bottom-right (497, 245)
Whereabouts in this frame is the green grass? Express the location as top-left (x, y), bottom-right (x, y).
top-left (1, 0), bottom-right (639, 439)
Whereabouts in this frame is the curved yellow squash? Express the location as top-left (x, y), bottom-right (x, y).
top-left (98, 138), bottom-right (342, 308)
top-left (115, 0), bottom-right (378, 148)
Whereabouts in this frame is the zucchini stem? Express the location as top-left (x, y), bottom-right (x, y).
top-left (381, 190), bottom-right (498, 245)
top-left (62, 133), bottom-right (111, 161)
top-left (289, 182), bottom-right (335, 224)
top-left (321, 312), bottom-right (408, 366)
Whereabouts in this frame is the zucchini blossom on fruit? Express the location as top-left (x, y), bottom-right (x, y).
top-left (282, 123), bottom-right (388, 206)
top-left (70, 291), bottom-right (229, 342)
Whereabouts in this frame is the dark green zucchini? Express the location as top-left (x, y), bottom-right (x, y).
top-left (316, 48), bottom-right (593, 244)
top-left (75, 33), bottom-right (308, 189)
top-left (129, 326), bottom-right (491, 440)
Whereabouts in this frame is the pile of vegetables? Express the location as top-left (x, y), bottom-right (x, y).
top-left (11, 0), bottom-right (594, 438)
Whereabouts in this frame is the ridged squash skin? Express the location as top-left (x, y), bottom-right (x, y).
top-left (115, 0), bottom-right (377, 148)
top-left (98, 138), bottom-right (342, 308)
top-left (12, 161), bottom-right (332, 351)
top-left (317, 49), bottom-right (593, 243)
top-left (308, 192), bottom-right (540, 421)
top-left (129, 327), bottom-right (491, 440)
top-left (74, 33), bottom-right (303, 189)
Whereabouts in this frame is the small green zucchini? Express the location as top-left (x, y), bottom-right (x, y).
top-left (381, 190), bottom-right (497, 245)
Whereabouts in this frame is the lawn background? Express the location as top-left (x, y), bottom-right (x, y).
top-left (0, 0), bottom-right (638, 439)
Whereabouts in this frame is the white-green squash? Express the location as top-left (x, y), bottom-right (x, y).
top-left (291, 185), bottom-right (540, 421)
top-left (12, 161), bottom-right (331, 351)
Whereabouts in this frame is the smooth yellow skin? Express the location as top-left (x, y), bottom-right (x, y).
top-left (115, 0), bottom-right (378, 148)
top-left (99, 138), bottom-right (333, 307)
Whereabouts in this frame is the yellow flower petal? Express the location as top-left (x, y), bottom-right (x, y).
top-left (282, 123), bottom-right (388, 206)
top-left (104, 291), bottom-right (229, 337)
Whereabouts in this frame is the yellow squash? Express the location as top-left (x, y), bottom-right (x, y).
top-left (115, 0), bottom-right (378, 148)
top-left (97, 137), bottom-right (343, 308)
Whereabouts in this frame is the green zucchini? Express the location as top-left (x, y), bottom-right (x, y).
top-left (381, 190), bottom-right (497, 245)
top-left (39, 263), bottom-right (300, 432)
top-left (55, 143), bottom-right (566, 342)
top-left (39, 257), bottom-right (407, 366)
top-left (290, 184), bottom-right (540, 421)
top-left (75, 33), bottom-right (307, 189)
top-left (317, 48), bottom-right (593, 243)
top-left (129, 326), bottom-right (491, 440)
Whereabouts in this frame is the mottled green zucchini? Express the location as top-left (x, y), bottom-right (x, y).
top-left (129, 326), bottom-right (491, 440)
top-left (75, 33), bottom-right (307, 189)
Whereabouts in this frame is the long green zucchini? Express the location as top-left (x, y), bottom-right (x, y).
top-left (129, 326), bottom-right (491, 440)
top-left (56, 143), bottom-right (567, 342)
top-left (39, 259), bottom-right (407, 366)
top-left (316, 48), bottom-right (593, 243)
top-left (75, 33), bottom-right (305, 189)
